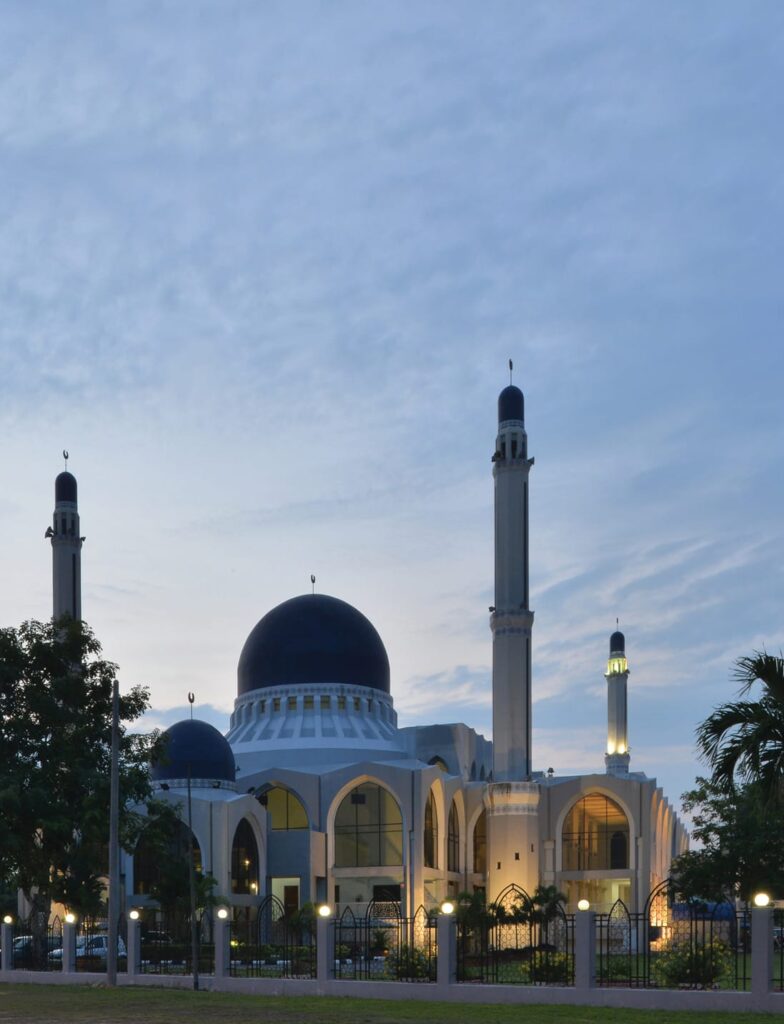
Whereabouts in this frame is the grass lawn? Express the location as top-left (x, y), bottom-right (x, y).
top-left (0, 985), bottom-right (781, 1024)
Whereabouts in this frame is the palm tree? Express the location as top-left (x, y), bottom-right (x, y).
top-left (696, 652), bottom-right (784, 803)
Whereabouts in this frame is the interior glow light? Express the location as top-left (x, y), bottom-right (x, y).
top-left (753, 892), bottom-right (770, 908)
top-left (577, 899), bottom-right (590, 911)
top-left (318, 905), bottom-right (332, 918)
top-left (606, 743), bottom-right (616, 755)
top-left (617, 745), bottom-right (626, 755)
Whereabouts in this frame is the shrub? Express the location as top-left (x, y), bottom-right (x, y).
top-left (654, 940), bottom-right (732, 988)
top-left (385, 944), bottom-right (434, 980)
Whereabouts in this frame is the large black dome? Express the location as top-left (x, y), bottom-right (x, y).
top-left (151, 719), bottom-right (236, 783)
top-left (238, 594), bottom-right (390, 696)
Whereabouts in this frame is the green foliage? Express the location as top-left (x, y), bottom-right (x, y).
top-left (653, 939), bottom-right (733, 988)
top-left (696, 651), bottom-right (784, 804)
top-left (385, 943), bottom-right (433, 980)
top-left (525, 950), bottom-right (571, 984)
top-left (670, 777), bottom-right (784, 902)
top-left (0, 617), bottom-right (163, 918)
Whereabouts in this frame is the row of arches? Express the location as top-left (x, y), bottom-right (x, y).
top-left (133, 786), bottom-right (631, 896)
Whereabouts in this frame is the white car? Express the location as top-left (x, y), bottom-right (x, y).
top-left (49, 934), bottom-right (127, 963)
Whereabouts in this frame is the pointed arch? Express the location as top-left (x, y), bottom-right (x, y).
top-left (472, 808), bottom-right (487, 874)
top-left (447, 798), bottom-right (460, 872)
top-left (560, 792), bottom-right (630, 871)
top-left (132, 818), bottom-right (202, 897)
top-left (424, 788), bottom-right (439, 869)
top-left (333, 780), bottom-right (403, 867)
top-left (257, 784), bottom-right (309, 831)
top-left (231, 817), bottom-right (260, 895)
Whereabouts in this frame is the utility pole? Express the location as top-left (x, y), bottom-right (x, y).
top-left (107, 676), bottom-right (120, 985)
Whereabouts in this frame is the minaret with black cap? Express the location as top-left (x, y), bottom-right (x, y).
top-left (605, 625), bottom-right (630, 776)
top-left (484, 364), bottom-right (540, 899)
top-left (48, 454), bottom-right (83, 620)
top-left (490, 367), bottom-right (534, 780)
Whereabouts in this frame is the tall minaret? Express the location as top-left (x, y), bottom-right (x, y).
top-left (48, 459), bottom-right (83, 620)
top-left (485, 371), bottom-right (540, 899)
top-left (491, 377), bottom-right (534, 780)
top-left (605, 627), bottom-right (630, 776)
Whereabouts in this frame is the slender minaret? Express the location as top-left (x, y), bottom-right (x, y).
top-left (485, 370), bottom-right (540, 899)
top-left (605, 627), bottom-right (630, 775)
top-left (491, 378), bottom-right (534, 780)
top-left (48, 458), bottom-right (83, 620)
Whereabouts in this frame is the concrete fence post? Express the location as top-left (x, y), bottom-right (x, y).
top-left (126, 916), bottom-right (141, 977)
top-left (316, 915), bottom-right (335, 983)
top-left (62, 919), bottom-right (77, 974)
top-left (751, 907), bottom-right (773, 997)
top-left (214, 916), bottom-right (231, 978)
top-left (1, 922), bottom-right (13, 972)
top-left (436, 914), bottom-right (456, 988)
top-left (574, 910), bottom-right (596, 990)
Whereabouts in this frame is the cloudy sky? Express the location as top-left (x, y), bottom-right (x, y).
top-left (1, 2), bottom-right (782, 818)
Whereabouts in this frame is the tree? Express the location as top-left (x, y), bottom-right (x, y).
top-left (670, 777), bottom-right (784, 903)
top-left (696, 652), bottom-right (784, 803)
top-left (0, 617), bottom-right (163, 934)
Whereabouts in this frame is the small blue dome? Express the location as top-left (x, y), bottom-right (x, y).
top-left (55, 471), bottom-right (77, 504)
top-left (498, 385), bottom-right (524, 423)
top-left (152, 720), bottom-right (235, 783)
top-left (238, 594), bottom-right (390, 695)
top-left (610, 630), bottom-right (625, 655)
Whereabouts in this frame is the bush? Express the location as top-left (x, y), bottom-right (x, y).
top-left (654, 940), bottom-right (732, 988)
top-left (385, 944), bottom-right (433, 980)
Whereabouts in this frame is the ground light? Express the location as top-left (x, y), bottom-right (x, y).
top-left (577, 899), bottom-right (590, 911)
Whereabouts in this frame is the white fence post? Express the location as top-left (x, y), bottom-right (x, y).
top-left (751, 907), bottom-right (773, 997)
top-left (575, 910), bottom-right (595, 990)
top-left (437, 914), bottom-right (456, 987)
top-left (1, 922), bottom-right (13, 972)
top-left (62, 918), bottom-right (77, 974)
top-left (127, 915), bottom-right (141, 977)
top-left (316, 915), bottom-right (335, 983)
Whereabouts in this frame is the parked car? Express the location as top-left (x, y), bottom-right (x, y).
top-left (49, 933), bottom-right (126, 964)
top-left (8, 934), bottom-right (62, 968)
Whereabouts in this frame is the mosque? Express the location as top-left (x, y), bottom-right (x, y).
top-left (48, 381), bottom-right (687, 918)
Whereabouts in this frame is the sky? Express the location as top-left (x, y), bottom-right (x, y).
top-left (1, 2), bottom-right (782, 823)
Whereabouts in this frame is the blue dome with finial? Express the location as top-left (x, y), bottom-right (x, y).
top-left (151, 720), bottom-right (236, 783)
top-left (498, 385), bottom-right (524, 423)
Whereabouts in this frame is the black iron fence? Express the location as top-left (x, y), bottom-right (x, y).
top-left (229, 895), bottom-right (315, 979)
top-left (457, 885), bottom-right (574, 985)
top-left (596, 882), bottom-right (749, 990)
top-left (334, 902), bottom-right (436, 981)
top-left (11, 913), bottom-right (63, 971)
top-left (138, 910), bottom-right (213, 975)
top-left (774, 908), bottom-right (784, 992)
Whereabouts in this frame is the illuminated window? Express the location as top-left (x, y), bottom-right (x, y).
top-left (424, 790), bottom-right (438, 869)
top-left (303, 695), bottom-right (314, 710)
top-left (607, 656), bottom-right (628, 675)
top-left (287, 696), bottom-right (297, 710)
top-left (231, 819), bottom-right (259, 894)
top-left (262, 787), bottom-right (308, 831)
top-left (473, 810), bottom-right (486, 873)
top-left (321, 695), bottom-right (331, 709)
top-left (562, 793), bottom-right (629, 871)
top-left (337, 697), bottom-right (346, 711)
top-left (334, 783), bottom-right (403, 867)
top-left (447, 801), bottom-right (460, 872)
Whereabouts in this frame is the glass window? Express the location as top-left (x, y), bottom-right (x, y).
top-left (473, 810), bottom-right (487, 874)
top-left (321, 695), bottom-right (331, 710)
top-left (334, 783), bottom-right (403, 868)
top-left (424, 790), bottom-right (438, 869)
top-left (133, 819), bottom-right (202, 896)
top-left (561, 793), bottom-right (630, 871)
top-left (263, 787), bottom-right (308, 831)
top-left (447, 801), bottom-right (460, 872)
top-left (303, 695), bottom-right (314, 710)
top-left (231, 819), bottom-right (259, 894)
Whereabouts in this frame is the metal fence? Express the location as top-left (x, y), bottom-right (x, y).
top-left (774, 908), bottom-right (784, 992)
top-left (229, 895), bottom-right (315, 979)
top-left (138, 910), bottom-right (213, 975)
top-left (11, 913), bottom-right (63, 971)
top-left (334, 901), bottom-right (436, 981)
top-left (457, 885), bottom-right (574, 985)
top-left (596, 881), bottom-right (749, 990)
